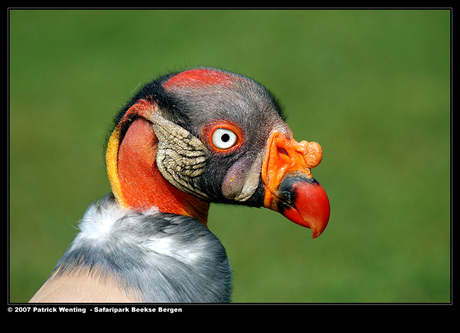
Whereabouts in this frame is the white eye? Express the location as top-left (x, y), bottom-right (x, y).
top-left (212, 128), bottom-right (238, 150)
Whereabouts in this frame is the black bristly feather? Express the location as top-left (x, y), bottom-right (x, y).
top-left (113, 72), bottom-right (177, 128)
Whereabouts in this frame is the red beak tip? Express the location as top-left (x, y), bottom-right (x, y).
top-left (281, 179), bottom-right (330, 238)
top-left (310, 220), bottom-right (328, 238)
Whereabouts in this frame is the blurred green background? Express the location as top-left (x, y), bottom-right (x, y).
top-left (9, 9), bottom-right (450, 303)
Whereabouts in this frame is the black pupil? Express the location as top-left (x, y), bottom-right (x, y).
top-left (221, 133), bottom-right (230, 142)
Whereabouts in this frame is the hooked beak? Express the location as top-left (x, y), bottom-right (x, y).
top-left (262, 132), bottom-right (330, 238)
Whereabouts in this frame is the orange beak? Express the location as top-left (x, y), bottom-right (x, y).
top-left (262, 132), bottom-right (330, 238)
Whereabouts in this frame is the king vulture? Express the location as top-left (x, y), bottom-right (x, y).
top-left (30, 67), bottom-right (330, 303)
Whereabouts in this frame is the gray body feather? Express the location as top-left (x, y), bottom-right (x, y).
top-left (53, 194), bottom-right (232, 302)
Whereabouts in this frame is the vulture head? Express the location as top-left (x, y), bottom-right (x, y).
top-left (106, 67), bottom-right (330, 238)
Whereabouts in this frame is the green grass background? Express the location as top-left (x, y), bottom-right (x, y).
top-left (9, 9), bottom-right (450, 303)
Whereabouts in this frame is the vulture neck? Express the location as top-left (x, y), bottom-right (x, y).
top-left (107, 117), bottom-right (210, 226)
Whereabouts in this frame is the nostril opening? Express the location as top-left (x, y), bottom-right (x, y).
top-left (278, 147), bottom-right (289, 157)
